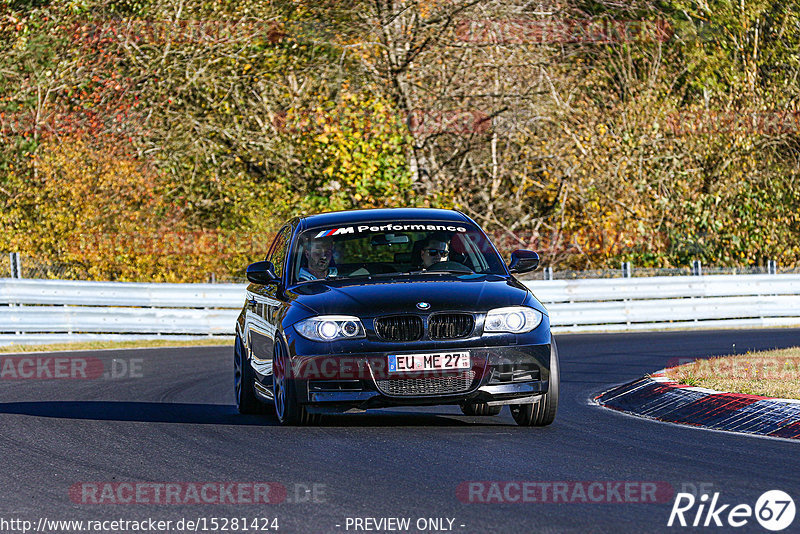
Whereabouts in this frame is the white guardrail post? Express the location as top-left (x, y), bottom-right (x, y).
top-left (9, 253), bottom-right (21, 279)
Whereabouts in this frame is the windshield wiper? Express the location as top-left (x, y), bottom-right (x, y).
top-left (409, 269), bottom-right (474, 275)
top-left (316, 270), bottom-right (477, 281)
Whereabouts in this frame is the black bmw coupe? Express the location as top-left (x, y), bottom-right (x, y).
top-left (234, 208), bottom-right (558, 426)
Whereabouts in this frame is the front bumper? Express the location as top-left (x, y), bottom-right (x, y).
top-left (306, 380), bottom-right (546, 412)
top-left (281, 343), bottom-right (551, 412)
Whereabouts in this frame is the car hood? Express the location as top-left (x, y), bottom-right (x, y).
top-left (286, 274), bottom-right (544, 318)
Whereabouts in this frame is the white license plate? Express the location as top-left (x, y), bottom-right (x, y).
top-left (388, 351), bottom-right (470, 372)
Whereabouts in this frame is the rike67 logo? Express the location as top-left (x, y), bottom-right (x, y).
top-left (668, 490), bottom-right (795, 531)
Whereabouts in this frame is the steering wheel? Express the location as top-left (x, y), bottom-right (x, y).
top-left (367, 263), bottom-right (398, 274)
top-left (426, 260), bottom-right (473, 273)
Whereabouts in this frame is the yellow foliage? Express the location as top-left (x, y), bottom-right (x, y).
top-left (0, 137), bottom-right (250, 281)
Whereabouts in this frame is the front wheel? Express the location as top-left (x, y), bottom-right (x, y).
top-left (510, 337), bottom-right (559, 426)
top-left (272, 338), bottom-right (320, 426)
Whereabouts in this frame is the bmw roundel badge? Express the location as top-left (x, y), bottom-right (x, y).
top-left (416, 302), bottom-right (431, 310)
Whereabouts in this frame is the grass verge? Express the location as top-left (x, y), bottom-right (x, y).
top-left (663, 347), bottom-right (800, 399)
top-left (0, 337), bottom-right (233, 353)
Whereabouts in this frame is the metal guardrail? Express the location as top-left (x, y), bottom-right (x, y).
top-left (544, 298), bottom-right (800, 331)
top-left (525, 275), bottom-right (800, 302)
top-left (525, 274), bottom-right (800, 332)
top-left (1, 275), bottom-right (799, 344)
top-left (2, 306), bottom-right (238, 334)
top-left (0, 278), bottom-right (244, 307)
top-left (0, 279), bottom-right (243, 345)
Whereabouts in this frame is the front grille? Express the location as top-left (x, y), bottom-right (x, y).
top-left (375, 370), bottom-right (476, 396)
top-left (428, 313), bottom-right (474, 339)
top-left (374, 315), bottom-right (423, 342)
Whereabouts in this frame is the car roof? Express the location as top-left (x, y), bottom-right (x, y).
top-left (297, 208), bottom-right (473, 230)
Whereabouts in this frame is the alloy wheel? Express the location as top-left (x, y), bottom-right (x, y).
top-left (273, 343), bottom-right (287, 420)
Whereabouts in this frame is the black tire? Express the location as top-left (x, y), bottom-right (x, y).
top-left (272, 338), bottom-right (321, 426)
top-left (234, 334), bottom-right (264, 414)
top-left (510, 337), bottom-right (560, 426)
top-left (460, 402), bottom-right (502, 416)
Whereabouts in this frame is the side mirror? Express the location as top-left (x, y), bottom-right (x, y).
top-left (508, 250), bottom-right (540, 274)
top-left (246, 261), bottom-right (280, 285)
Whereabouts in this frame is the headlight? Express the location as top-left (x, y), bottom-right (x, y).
top-left (484, 306), bottom-right (542, 334)
top-left (295, 316), bottom-right (366, 342)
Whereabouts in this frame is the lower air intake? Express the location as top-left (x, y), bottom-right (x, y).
top-left (375, 370), bottom-right (476, 396)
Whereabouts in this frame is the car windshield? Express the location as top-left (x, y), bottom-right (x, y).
top-left (290, 221), bottom-right (507, 283)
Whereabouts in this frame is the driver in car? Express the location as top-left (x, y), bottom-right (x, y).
top-left (419, 236), bottom-right (450, 269)
top-left (298, 236), bottom-right (338, 281)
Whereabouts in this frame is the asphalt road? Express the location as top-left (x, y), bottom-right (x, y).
top-left (1, 329), bottom-right (799, 534)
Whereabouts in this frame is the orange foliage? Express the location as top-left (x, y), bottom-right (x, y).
top-left (1, 137), bottom-right (257, 281)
